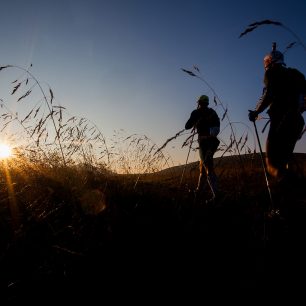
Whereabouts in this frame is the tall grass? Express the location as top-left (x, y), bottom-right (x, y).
top-left (0, 64), bottom-right (172, 175)
top-left (156, 19), bottom-right (306, 187)
top-left (0, 20), bottom-right (305, 299)
top-left (239, 19), bottom-right (306, 55)
top-left (239, 18), bottom-right (306, 150)
top-left (0, 19), bottom-right (304, 179)
top-left (155, 65), bottom-right (256, 189)
top-left (181, 66), bottom-right (254, 157)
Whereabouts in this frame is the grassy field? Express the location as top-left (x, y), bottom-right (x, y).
top-left (1, 22), bottom-right (305, 301)
top-left (0, 152), bottom-right (305, 302)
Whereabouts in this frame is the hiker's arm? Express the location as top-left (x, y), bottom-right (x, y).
top-left (255, 86), bottom-right (272, 114)
top-left (255, 70), bottom-right (274, 114)
top-left (185, 110), bottom-right (198, 129)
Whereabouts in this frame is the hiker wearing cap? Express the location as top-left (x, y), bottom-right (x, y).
top-left (249, 42), bottom-right (305, 184)
top-left (185, 95), bottom-right (220, 196)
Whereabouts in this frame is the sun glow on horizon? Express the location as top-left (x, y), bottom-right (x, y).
top-left (0, 143), bottom-right (12, 159)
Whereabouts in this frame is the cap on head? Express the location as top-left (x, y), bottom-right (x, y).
top-left (264, 42), bottom-right (285, 70)
top-left (197, 95), bottom-right (209, 106)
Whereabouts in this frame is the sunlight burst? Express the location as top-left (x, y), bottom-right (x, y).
top-left (0, 143), bottom-right (12, 159)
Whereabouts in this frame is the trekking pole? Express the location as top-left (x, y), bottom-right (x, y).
top-left (180, 128), bottom-right (196, 187)
top-left (203, 170), bottom-right (216, 202)
top-left (201, 152), bottom-right (216, 200)
top-left (252, 119), bottom-right (274, 211)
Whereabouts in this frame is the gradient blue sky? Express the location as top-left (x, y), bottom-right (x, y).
top-left (0, 0), bottom-right (305, 166)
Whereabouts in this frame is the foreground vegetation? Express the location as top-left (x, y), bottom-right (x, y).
top-left (0, 153), bottom-right (305, 302)
top-left (1, 20), bottom-right (306, 299)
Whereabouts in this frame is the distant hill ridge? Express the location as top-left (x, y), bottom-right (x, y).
top-left (155, 152), bottom-right (306, 177)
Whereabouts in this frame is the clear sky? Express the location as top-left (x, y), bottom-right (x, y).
top-left (0, 0), bottom-right (305, 168)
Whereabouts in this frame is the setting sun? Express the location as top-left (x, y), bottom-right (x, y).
top-left (0, 143), bottom-right (12, 159)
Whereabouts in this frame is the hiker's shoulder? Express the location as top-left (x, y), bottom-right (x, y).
top-left (287, 67), bottom-right (305, 78)
top-left (188, 108), bottom-right (201, 120)
top-left (191, 108), bottom-right (200, 116)
top-left (207, 107), bottom-right (219, 116)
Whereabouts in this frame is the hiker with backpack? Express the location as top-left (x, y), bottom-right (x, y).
top-left (185, 95), bottom-right (220, 198)
top-left (249, 43), bottom-right (306, 218)
top-left (248, 42), bottom-right (305, 185)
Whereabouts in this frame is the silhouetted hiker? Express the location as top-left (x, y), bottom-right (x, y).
top-left (185, 95), bottom-right (220, 198)
top-left (249, 42), bottom-right (305, 184)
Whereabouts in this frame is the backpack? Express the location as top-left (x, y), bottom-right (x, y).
top-left (299, 92), bottom-right (306, 113)
top-left (287, 67), bottom-right (306, 113)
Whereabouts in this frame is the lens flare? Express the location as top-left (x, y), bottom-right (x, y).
top-left (0, 143), bottom-right (12, 159)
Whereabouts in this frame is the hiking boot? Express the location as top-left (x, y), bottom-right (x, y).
top-left (267, 208), bottom-right (281, 219)
top-left (205, 197), bottom-right (216, 205)
top-left (266, 208), bottom-right (287, 222)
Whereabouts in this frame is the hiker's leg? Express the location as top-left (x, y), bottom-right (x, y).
top-left (196, 141), bottom-right (207, 191)
top-left (282, 115), bottom-right (304, 174)
top-left (196, 160), bottom-right (205, 191)
top-left (269, 115), bottom-right (304, 180)
top-left (266, 125), bottom-right (287, 179)
top-left (266, 123), bottom-right (296, 215)
top-left (203, 151), bottom-right (218, 195)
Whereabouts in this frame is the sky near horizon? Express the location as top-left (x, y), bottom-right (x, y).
top-left (0, 0), bottom-right (305, 167)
